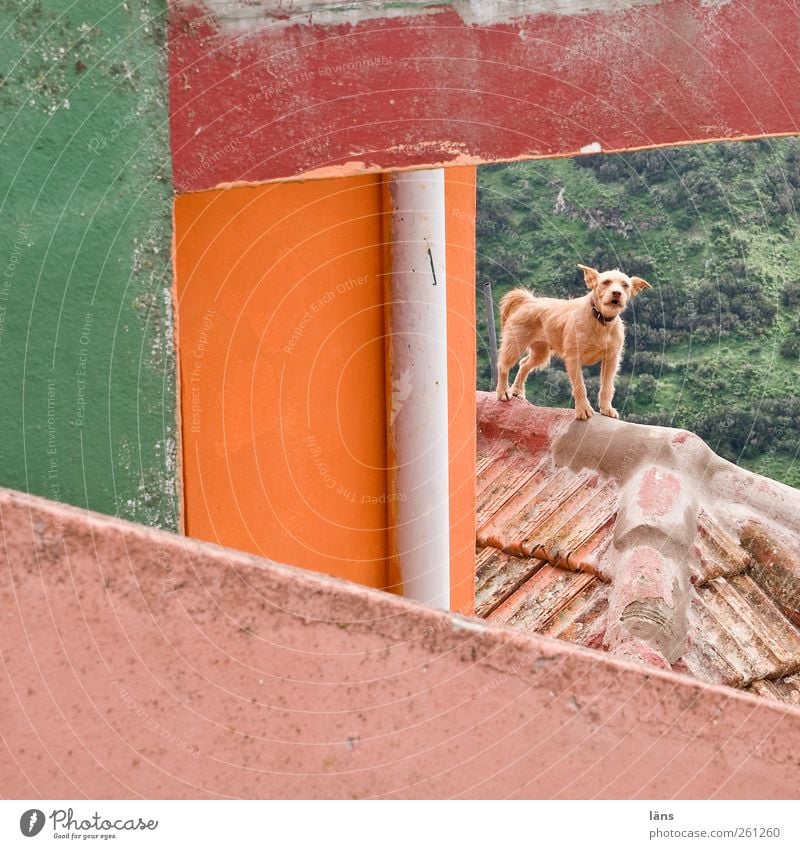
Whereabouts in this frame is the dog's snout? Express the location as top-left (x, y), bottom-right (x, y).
top-left (611, 289), bottom-right (622, 298)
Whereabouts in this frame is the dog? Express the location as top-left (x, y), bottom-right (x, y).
top-left (495, 264), bottom-right (652, 420)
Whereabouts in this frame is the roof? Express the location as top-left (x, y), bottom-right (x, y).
top-left (476, 392), bottom-right (800, 704)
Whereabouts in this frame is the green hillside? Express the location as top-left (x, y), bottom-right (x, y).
top-left (476, 138), bottom-right (800, 487)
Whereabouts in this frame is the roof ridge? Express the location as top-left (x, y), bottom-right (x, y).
top-left (475, 392), bottom-right (800, 703)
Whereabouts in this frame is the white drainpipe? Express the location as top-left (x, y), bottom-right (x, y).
top-left (386, 169), bottom-right (451, 609)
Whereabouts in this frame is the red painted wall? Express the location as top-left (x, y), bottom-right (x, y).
top-left (168, 0), bottom-right (800, 191)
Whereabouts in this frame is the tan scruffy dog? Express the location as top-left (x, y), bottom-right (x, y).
top-left (496, 265), bottom-right (652, 420)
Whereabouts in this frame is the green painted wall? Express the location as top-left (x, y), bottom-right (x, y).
top-left (0, 1), bottom-right (179, 529)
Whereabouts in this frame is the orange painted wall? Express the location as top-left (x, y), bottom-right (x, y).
top-left (175, 169), bottom-right (476, 603)
top-left (175, 177), bottom-right (389, 588)
top-left (445, 168), bottom-right (477, 614)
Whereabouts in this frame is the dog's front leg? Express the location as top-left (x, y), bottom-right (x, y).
top-left (598, 351), bottom-right (621, 419)
top-left (564, 356), bottom-right (593, 420)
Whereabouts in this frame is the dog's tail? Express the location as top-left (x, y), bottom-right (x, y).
top-left (499, 287), bottom-right (534, 328)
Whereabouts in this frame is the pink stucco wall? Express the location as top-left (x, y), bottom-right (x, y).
top-left (2, 485), bottom-right (799, 799)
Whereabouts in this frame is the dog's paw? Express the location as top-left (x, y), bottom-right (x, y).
top-left (511, 386), bottom-right (526, 401)
top-left (496, 387), bottom-right (511, 401)
top-left (575, 403), bottom-right (594, 421)
top-left (600, 406), bottom-right (619, 419)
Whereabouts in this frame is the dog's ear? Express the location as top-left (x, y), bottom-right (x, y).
top-left (577, 264), bottom-right (600, 289)
top-left (631, 277), bottom-right (652, 295)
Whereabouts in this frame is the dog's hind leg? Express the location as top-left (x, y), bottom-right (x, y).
top-left (496, 327), bottom-right (525, 401)
top-left (511, 343), bottom-right (550, 401)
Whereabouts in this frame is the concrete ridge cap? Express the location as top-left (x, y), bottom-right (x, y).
top-left (477, 391), bottom-right (800, 533)
top-left (610, 527), bottom-right (696, 563)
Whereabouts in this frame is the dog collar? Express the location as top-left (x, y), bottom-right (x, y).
top-left (591, 305), bottom-right (617, 325)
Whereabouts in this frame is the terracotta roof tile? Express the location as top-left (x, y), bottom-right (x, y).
top-left (687, 576), bottom-right (800, 685)
top-left (476, 392), bottom-right (800, 703)
top-left (538, 578), bottom-right (609, 650)
top-left (475, 545), bottom-right (542, 617)
top-left (748, 672), bottom-right (800, 705)
top-left (693, 510), bottom-right (751, 585)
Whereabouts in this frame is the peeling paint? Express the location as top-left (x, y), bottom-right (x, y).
top-left (205, 156), bottom-right (471, 190)
top-left (450, 613), bottom-right (486, 633)
top-left (182, 0), bottom-right (664, 35)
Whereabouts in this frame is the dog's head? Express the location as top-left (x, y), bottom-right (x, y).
top-left (578, 264), bottom-right (651, 320)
